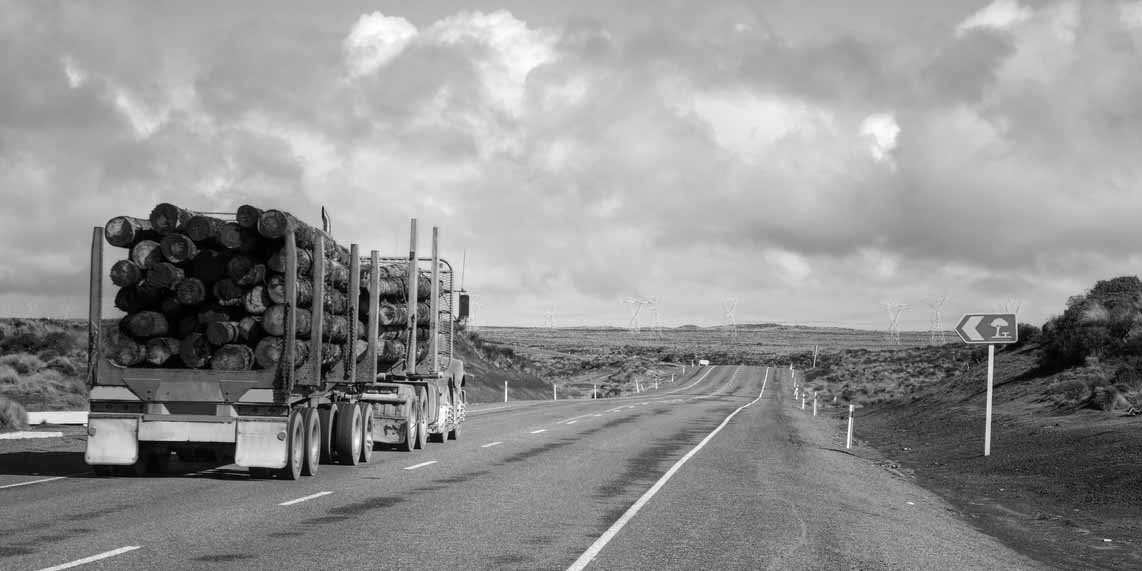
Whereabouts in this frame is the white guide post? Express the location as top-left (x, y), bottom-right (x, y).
top-left (813, 392), bottom-right (818, 416)
top-left (985, 343), bottom-right (994, 456)
top-left (846, 405), bottom-right (855, 449)
top-left (801, 394), bottom-right (805, 410)
top-left (504, 381), bottom-right (508, 403)
top-left (553, 384), bottom-right (557, 401)
top-left (593, 384), bottom-right (597, 399)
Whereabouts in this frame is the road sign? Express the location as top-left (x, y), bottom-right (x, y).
top-left (955, 313), bottom-right (1018, 344)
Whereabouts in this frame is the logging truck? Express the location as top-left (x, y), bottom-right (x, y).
top-left (85, 204), bottom-right (470, 479)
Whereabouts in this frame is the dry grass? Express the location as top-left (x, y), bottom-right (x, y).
top-left (0, 395), bottom-right (28, 431)
top-left (0, 319), bottom-right (87, 411)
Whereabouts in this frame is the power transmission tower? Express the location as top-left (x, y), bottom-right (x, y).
top-left (648, 297), bottom-right (664, 337)
top-left (928, 296), bottom-right (949, 345)
top-left (543, 305), bottom-right (556, 329)
top-left (723, 297), bottom-right (738, 337)
top-left (881, 301), bottom-right (909, 345)
top-left (624, 298), bottom-right (650, 333)
top-left (1003, 297), bottom-right (1023, 316)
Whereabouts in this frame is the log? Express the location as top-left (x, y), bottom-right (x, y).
top-left (378, 302), bottom-right (404, 327)
top-left (376, 339), bottom-right (405, 362)
top-left (218, 222), bottom-right (260, 253)
top-left (197, 304), bottom-right (232, 326)
top-left (254, 336), bottom-right (309, 369)
top-left (174, 278), bottom-right (208, 306)
top-left (158, 296), bottom-right (184, 318)
top-left (106, 334), bottom-right (145, 367)
top-left (227, 255), bottom-right (266, 287)
top-left (211, 344), bottom-right (254, 371)
top-left (263, 305), bottom-right (312, 338)
top-left (376, 264), bottom-right (407, 279)
top-left (110, 260), bottom-right (144, 288)
top-left (325, 259), bottom-right (349, 289)
top-left (179, 332), bottom-right (212, 368)
top-left (149, 203), bottom-right (196, 235)
top-left (376, 277), bottom-right (406, 299)
top-left (191, 249), bottom-right (229, 283)
top-left (176, 314), bottom-right (199, 338)
top-left (236, 204), bottom-right (263, 229)
top-left (320, 343), bottom-right (342, 367)
top-left (354, 339), bottom-right (369, 360)
top-left (213, 278), bottom-right (245, 307)
top-left (323, 289), bottom-right (347, 315)
top-left (256, 210), bottom-right (309, 246)
top-left (238, 316), bottom-right (264, 343)
top-left (267, 247), bottom-right (313, 276)
top-left (267, 274), bottom-right (313, 306)
top-left (104, 216), bottom-right (155, 248)
top-left (144, 337), bottom-right (181, 366)
top-left (206, 321), bottom-right (241, 346)
top-left (243, 285), bottom-right (271, 315)
top-left (323, 316), bottom-right (349, 342)
top-left (159, 233), bottom-right (197, 264)
top-left (130, 240), bottom-right (164, 269)
top-left (147, 262), bottom-right (185, 290)
top-left (183, 215), bottom-right (222, 243)
top-left (123, 311), bottom-right (169, 338)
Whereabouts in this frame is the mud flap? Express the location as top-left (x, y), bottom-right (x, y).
top-left (235, 419), bottom-right (289, 469)
top-left (85, 416), bottom-right (140, 466)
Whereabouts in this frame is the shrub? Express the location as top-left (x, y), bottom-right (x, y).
top-left (0, 353), bottom-right (44, 375)
top-left (0, 395), bottom-right (28, 430)
top-left (0, 364), bottom-right (18, 385)
top-left (44, 356), bottom-right (81, 377)
top-left (1088, 386), bottom-right (1131, 411)
top-left (1047, 378), bottom-right (1091, 407)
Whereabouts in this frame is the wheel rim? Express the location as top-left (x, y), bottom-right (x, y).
top-left (360, 404), bottom-right (374, 462)
top-left (288, 412), bottom-right (303, 478)
top-left (351, 406), bottom-right (363, 460)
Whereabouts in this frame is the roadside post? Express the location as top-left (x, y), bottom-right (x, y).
top-left (593, 384), bottom-right (597, 399)
top-left (801, 394), bottom-right (805, 410)
top-left (812, 345), bottom-right (819, 368)
top-left (812, 391), bottom-right (818, 416)
top-left (504, 381), bottom-right (508, 403)
top-left (554, 384), bottom-right (557, 401)
top-left (846, 405), bottom-right (855, 449)
top-left (955, 313), bottom-right (1018, 457)
top-left (655, 378), bottom-right (659, 390)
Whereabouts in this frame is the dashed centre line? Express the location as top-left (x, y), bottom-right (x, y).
top-left (530, 429), bottom-right (548, 434)
top-left (37, 546), bottom-right (141, 571)
top-left (404, 460), bottom-right (438, 470)
top-left (279, 491), bottom-right (333, 506)
top-left (481, 442), bottom-right (503, 448)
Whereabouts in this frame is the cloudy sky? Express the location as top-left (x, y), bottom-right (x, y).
top-left (3, 0), bottom-right (1141, 330)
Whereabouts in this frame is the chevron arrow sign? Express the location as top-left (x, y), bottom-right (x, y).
top-left (955, 313), bottom-right (1018, 344)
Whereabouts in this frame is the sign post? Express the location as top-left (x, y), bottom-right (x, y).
top-left (955, 312), bottom-right (1018, 457)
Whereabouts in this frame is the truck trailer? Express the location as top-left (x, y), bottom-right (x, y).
top-left (85, 205), bottom-right (469, 479)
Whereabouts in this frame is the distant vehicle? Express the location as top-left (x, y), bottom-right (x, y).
top-left (698, 359), bottom-right (710, 366)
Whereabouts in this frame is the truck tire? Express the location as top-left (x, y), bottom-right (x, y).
top-left (318, 403), bottom-right (338, 464)
top-left (277, 409), bottom-right (304, 480)
top-left (358, 403), bottom-right (374, 464)
top-left (414, 399), bottom-right (427, 450)
top-left (448, 421), bottom-right (461, 441)
top-left (336, 402), bottom-right (363, 466)
top-left (301, 407), bottom-right (321, 477)
top-left (400, 399), bottom-right (418, 452)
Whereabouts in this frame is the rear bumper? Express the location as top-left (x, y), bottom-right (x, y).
top-left (85, 413), bottom-right (289, 468)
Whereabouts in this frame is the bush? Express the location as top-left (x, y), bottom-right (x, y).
top-left (1047, 378), bottom-right (1091, 407)
top-left (0, 395), bottom-right (28, 430)
top-left (1040, 276), bottom-right (1142, 369)
top-left (0, 353), bottom-right (44, 375)
top-left (44, 356), bottom-right (81, 377)
top-left (0, 364), bottom-right (18, 385)
top-left (1088, 386), bottom-right (1131, 411)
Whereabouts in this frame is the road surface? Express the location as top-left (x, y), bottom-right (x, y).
top-left (0, 366), bottom-right (1046, 570)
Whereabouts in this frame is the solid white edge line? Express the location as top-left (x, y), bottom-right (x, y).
top-left (566, 367), bottom-right (769, 571)
top-left (37, 545), bottom-right (141, 571)
top-left (404, 460), bottom-right (438, 470)
top-left (278, 491), bottom-right (333, 507)
top-left (481, 442), bottom-right (503, 448)
top-left (0, 476), bottom-right (66, 490)
top-left (530, 429), bottom-right (548, 434)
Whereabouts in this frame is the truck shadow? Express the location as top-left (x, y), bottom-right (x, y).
top-left (0, 451), bottom-right (88, 477)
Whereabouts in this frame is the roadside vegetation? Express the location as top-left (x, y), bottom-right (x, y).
top-left (0, 319), bottom-right (88, 425)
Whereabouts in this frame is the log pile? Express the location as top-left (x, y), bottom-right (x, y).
top-left (103, 203), bottom-right (440, 376)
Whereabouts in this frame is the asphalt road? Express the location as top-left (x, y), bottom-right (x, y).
top-left (0, 365), bottom-right (1048, 570)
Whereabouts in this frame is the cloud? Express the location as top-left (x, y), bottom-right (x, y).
top-left (344, 12), bottom-right (418, 77)
top-left (859, 113), bottom-right (900, 167)
top-left (956, 0), bottom-right (1034, 35)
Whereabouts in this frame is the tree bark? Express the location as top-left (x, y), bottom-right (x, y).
top-left (176, 314), bottom-right (199, 338)
top-left (159, 233), bottom-right (197, 264)
top-left (323, 315), bottom-right (349, 342)
top-left (130, 240), bottom-right (164, 269)
top-left (110, 260), bottom-right (144, 288)
top-left (268, 247), bottom-right (313, 276)
top-left (376, 277), bottom-right (406, 299)
top-left (238, 316), bottom-right (264, 343)
top-left (325, 259), bottom-right (349, 289)
top-left (174, 278), bottom-right (207, 306)
top-left (123, 311), bottom-right (169, 338)
top-left (323, 289), bottom-right (347, 315)
top-left (106, 334), bottom-right (145, 367)
top-left (104, 216), bottom-right (155, 248)
top-left (227, 255), bottom-right (266, 286)
top-left (211, 344), bottom-right (254, 370)
top-left (149, 203), bottom-right (197, 235)
top-left (217, 222), bottom-right (260, 252)
top-left (256, 209), bottom-right (313, 248)
top-left (254, 336), bottom-right (309, 369)
top-left (263, 305), bottom-right (312, 338)
top-left (267, 274), bottom-right (313, 306)
top-left (144, 337), bottom-right (181, 366)
top-left (158, 296), bottom-right (185, 319)
top-left (179, 332), bottom-right (212, 368)
top-left (146, 262), bottom-right (185, 290)
top-left (197, 304), bottom-right (232, 326)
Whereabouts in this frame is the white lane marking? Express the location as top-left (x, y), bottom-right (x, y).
top-left (566, 371), bottom-right (768, 571)
top-left (558, 413), bottom-right (597, 424)
top-left (278, 491), bottom-right (333, 506)
top-left (567, 420), bottom-right (578, 425)
top-left (0, 476), bottom-right (66, 490)
top-left (37, 546), bottom-right (141, 571)
top-left (404, 460), bottom-right (438, 470)
top-left (530, 429), bottom-right (548, 434)
top-left (481, 442), bottom-right (503, 448)
top-left (593, 414), bottom-right (603, 417)
top-left (662, 366), bottom-right (716, 395)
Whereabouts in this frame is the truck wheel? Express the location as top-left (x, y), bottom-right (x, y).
top-left (400, 401), bottom-right (418, 452)
top-left (277, 409), bottom-right (304, 480)
top-left (336, 402), bottom-right (363, 465)
top-left (358, 403), bottom-right (374, 463)
top-left (301, 408), bottom-right (321, 477)
top-left (318, 403), bottom-right (338, 464)
top-left (414, 401), bottom-right (428, 450)
top-left (448, 421), bottom-right (461, 441)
